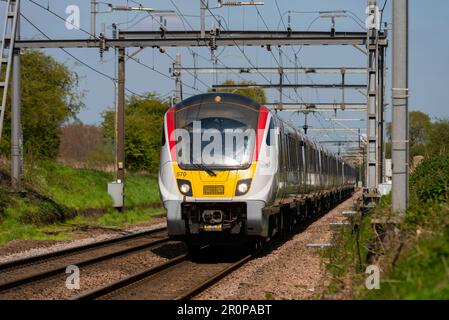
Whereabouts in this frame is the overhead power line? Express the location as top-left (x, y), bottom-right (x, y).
top-left (200, 1), bottom-right (298, 103)
top-left (20, 13), bottom-right (146, 98)
top-left (26, 0), bottom-right (206, 95)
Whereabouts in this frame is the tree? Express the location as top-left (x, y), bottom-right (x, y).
top-left (211, 80), bottom-right (267, 104)
top-left (427, 119), bottom-right (449, 156)
top-left (0, 51), bottom-right (84, 159)
top-left (409, 111), bottom-right (431, 157)
top-left (385, 111), bottom-right (432, 158)
top-left (101, 94), bottom-right (168, 172)
top-left (58, 122), bottom-right (113, 167)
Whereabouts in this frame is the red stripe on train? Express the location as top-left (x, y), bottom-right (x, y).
top-left (255, 106), bottom-right (269, 161)
top-left (166, 107), bottom-right (176, 161)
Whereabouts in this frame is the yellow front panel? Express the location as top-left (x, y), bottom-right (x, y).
top-left (172, 163), bottom-right (257, 198)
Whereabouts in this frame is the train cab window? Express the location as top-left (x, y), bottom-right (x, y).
top-left (266, 118), bottom-right (275, 146)
top-left (174, 97), bottom-right (259, 169)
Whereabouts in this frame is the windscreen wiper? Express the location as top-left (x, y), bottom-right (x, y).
top-left (192, 163), bottom-right (217, 177)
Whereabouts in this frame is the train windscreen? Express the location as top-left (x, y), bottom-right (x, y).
top-left (174, 102), bottom-right (259, 170)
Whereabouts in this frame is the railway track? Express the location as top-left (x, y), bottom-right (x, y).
top-left (0, 193), bottom-right (355, 300)
top-left (73, 248), bottom-right (253, 300)
top-left (0, 227), bottom-right (170, 293)
top-left (71, 195), bottom-right (355, 301)
top-left (70, 197), bottom-right (354, 300)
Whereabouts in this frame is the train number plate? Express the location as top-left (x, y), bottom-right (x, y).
top-left (203, 225), bottom-right (223, 232)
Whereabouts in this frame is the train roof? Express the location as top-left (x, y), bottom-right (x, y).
top-left (174, 92), bottom-right (261, 111)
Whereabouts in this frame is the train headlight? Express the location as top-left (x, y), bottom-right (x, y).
top-left (180, 184), bottom-right (190, 194)
top-left (238, 183), bottom-right (248, 194)
top-left (235, 179), bottom-right (252, 196)
top-left (177, 179), bottom-right (192, 196)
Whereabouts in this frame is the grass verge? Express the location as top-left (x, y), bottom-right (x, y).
top-left (323, 154), bottom-right (449, 300)
top-left (0, 160), bottom-right (163, 246)
top-left (27, 161), bottom-right (160, 210)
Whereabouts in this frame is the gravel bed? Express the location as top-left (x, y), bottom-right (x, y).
top-left (195, 192), bottom-right (361, 300)
top-left (0, 219), bottom-right (166, 265)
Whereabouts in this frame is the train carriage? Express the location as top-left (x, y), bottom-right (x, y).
top-left (158, 93), bottom-right (356, 250)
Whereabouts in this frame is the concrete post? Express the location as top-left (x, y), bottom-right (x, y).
top-left (116, 47), bottom-right (125, 209)
top-left (11, 4), bottom-right (22, 190)
top-left (200, 0), bottom-right (207, 38)
top-left (392, 0), bottom-right (409, 212)
top-left (365, 0), bottom-right (380, 199)
top-left (91, 0), bottom-right (96, 38)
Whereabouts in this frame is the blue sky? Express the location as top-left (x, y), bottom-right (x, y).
top-left (1, 0), bottom-right (449, 153)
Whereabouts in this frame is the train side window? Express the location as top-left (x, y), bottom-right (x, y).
top-left (285, 137), bottom-right (288, 164)
top-left (161, 124), bottom-right (166, 146)
top-left (290, 137), bottom-right (295, 170)
top-left (266, 118), bottom-right (275, 146)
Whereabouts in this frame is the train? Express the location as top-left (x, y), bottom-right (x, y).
top-left (158, 93), bottom-right (357, 251)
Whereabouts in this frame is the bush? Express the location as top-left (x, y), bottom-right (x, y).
top-left (101, 94), bottom-right (168, 173)
top-left (410, 153), bottom-right (449, 204)
top-left (1, 187), bottom-right (75, 226)
top-left (363, 221), bottom-right (449, 300)
top-left (0, 187), bottom-right (12, 222)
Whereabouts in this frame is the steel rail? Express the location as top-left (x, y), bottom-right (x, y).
top-left (0, 230), bottom-right (169, 292)
top-left (72, 251), bottom-right (252, 301)
top-left (72, 254), bottom-right (189, 300)
top-left (0, 227), bottom-right (167, 271)
top-left (175, 254), bottom-right (253, 300)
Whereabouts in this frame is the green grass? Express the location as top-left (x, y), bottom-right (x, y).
top-left (125, 173), bottom-right (160, 207)
top-left (0, 218), bottom-right (70, 245)
top-left (29, 161), bottom-right (114, 210)
top-left (0, 160), bottom-right (163, 245)
top-left (26, 161), bottom-right (161, 210)
top-left (0, 207), bottom-right (164, 245)
top-left (68, 207), bottom-right (164, 229)
top-left (363, 225), bottom-right (449, 300)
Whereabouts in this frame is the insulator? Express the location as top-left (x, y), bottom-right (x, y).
top-left (223, 2), bottom-right (240, 6)
top-left (112, 24), bottom-right (117, 39)
top-left (99, 33), bottom-right (106, 60)
top-left (209, 30), bottom-right (217, 51)
top-left (210, 38), bottom-right (217, 51)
